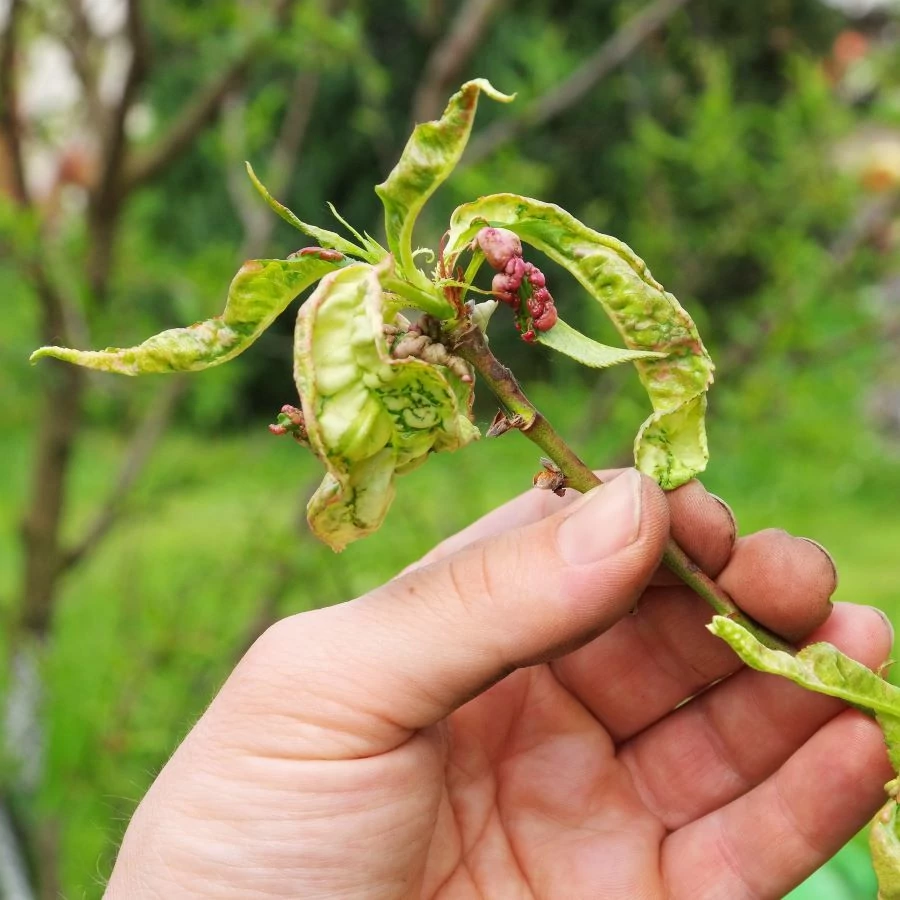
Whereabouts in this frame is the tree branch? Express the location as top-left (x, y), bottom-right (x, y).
top-left (94, 0), bottom-right (150, 210)
top-left (450, 321), bottom-right (795, 654)
top-left (463, 0), bottom-right (694, 167)
top-left (122, 58), bottom-right (249, 193)
top-left (60, 376), bottom-right (187, 573)
top-left (0, 0), bottom-right (29, 205)
top-left (412, 0), bottom-right (504, 123)
top-left (122, 0), bottom-right (298, 194)
top-left (237, 68), bottom-right (322, 259)
top-left (58, 0), bottom-right (105, 130)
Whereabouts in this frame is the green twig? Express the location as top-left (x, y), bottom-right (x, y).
top-left (450, 322), bottom-right (795, 655)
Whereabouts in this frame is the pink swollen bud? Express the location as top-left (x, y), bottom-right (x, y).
top-left (533, 304), bottom-right (558, 332)
top-left (528, 268), bottom-right (545, 289)
top-left (474, 227), bottom-right (523, 270)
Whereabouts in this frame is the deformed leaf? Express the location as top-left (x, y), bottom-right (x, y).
top-left (444, 194), bottom-right (715, 488)
top-left (536, 317), bottom-right (666, 369)
top-left (246, 162), bottom-right (383, 263)
top-left (709, 616), bottom-right (900, 770)
top-left (872, 792), bottom-right (900, 900)
top-left (709, 615), bottom-right (900, 900)
top-left (375, 79), bottom-right (513, 287)
top-left (294, 262), bottom-right (478, 551)
top-left (31, 256), bottom-right (344, 374)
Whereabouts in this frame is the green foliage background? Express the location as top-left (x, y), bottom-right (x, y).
top-left (1, 0), bottom-right (898, 894)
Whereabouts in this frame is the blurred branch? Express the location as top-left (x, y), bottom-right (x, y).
top-left (829, 191), bottom-right (900, 268)
top-left (122, 58), bottom-right (250, 193)
top-left (720, 191), bottom-right (900, 375)
top-left (123, 0), bottom-right (297, 194)
top-left (94, 0), bottom-right (150, 210)
top-left (87, 0), bottom-right (151, 299)
top-left (234, 68), bottom-right (322, 259)
top-left (412, 0), bottom-right (504, 123)
top-left (464, 0), bottom-right (694, 166)
top-left (58, 0), bottom-right (104, 129)
top-left (0, 0), bottom-right (29, 205)
top-left (60, 376), bottom-right (188, 574)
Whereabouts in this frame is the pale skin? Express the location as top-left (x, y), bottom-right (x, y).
top-left (108, 469), bottom-right (894, 899)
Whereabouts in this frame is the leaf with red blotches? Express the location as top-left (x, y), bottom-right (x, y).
top-left (30, 256), bottom-right (344, 374)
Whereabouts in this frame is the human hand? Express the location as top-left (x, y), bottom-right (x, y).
top-left (107, 469), bottom-right (893, 899)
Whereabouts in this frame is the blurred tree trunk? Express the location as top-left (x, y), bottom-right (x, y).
top-left (2, 1), bottom-right (300, 893)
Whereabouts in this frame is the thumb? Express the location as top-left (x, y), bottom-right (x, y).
top-left (215, 469), bottom-right (670, 758)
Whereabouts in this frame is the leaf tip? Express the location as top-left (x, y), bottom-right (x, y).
top-left (465, 78), bottom-right (516, 105)
top-left (30, 346), bottom-right (63, 364)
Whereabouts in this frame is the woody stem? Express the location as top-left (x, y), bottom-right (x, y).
top-left (450, 322), bottom-right (795, 655)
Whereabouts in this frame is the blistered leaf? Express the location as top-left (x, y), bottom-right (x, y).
top-left (709, 615), bottom-right (900, 900)
top-left (872, 791), bottom-right (900, 900)
top-left (294, 262), bottom-right (478, 551)
top-left (375, 79), bottom-right (513, 288)
top-left (537, 317), bottom-right (666, 369)
top-left (709, 616), bottom-right (900, 735)
top-left (246, 162), bottom-right (382, 263)
top-left (31, 257), bottom-right (343, 374)
top-left (445, 194), bottom-right (715, 488)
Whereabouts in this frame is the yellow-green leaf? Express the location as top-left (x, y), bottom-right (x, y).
top-left (375, 79), bottom-right (513, 288)
top-left (537, 317), bottom-right (666, 369)
top-left (30, 256), bottom-right (343, 374)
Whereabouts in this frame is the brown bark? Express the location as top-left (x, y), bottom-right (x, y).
top-left (19, 271), bottom-right (85, 638)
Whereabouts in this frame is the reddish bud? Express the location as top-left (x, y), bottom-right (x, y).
top-left (534, 304), bottom-right (558, 331)
top-left (474, 227), bottom-right (522, 270)
top-left (528, 268), bottom-right (545, 289)
top-left (492, 273), bottom-right (518, 295)
top-left (268, 423), bottom-right (288, 435)
top-left (296, 247), bottom-right (344, 261)
top-left (522, 329), bottom-right (536, 343)
top-left (504, 257), bottom-right (526, 282)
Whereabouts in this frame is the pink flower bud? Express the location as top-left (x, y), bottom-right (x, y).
top-left (528, 268), bottom-right (545, 289)
top-left (532, 287), bottom-right (551, 305)
top-left (474, 227), bottom-right (523, 270)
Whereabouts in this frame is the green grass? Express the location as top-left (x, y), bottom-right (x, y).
top-left (2, 372), bottom-right (899, 895)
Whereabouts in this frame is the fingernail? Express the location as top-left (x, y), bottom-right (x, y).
top-left (869, 606), bottom-right (895, 649)
top-left (558, 469), bottom-right (642, 565)
top-left (708, 493), bottom-right (737, 543)
top-left (797, 537), bottom-right (839, 593)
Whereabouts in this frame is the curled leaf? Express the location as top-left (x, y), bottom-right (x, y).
top-left (375, 79), bottom-right (513, 288)
top-left (709, 615), bottom-right (900, 899)
top-left (444, 194), bottom-right (715, 488)
top-left (294, 262), bottom-right (478, 551)
top-left (31, 256), bottom-right (343, 374)
top-left (872, 790), bottom-right (900, 900)
top-left (708, 615), bottom-right (900, 741)
top-left (536, 317), bottom-right (666, 369)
